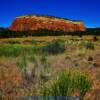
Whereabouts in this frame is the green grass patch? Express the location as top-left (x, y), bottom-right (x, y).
top-left (41, 70), bottom-right (91, 99)
top-left (0, 44), bottom-right (38, 57)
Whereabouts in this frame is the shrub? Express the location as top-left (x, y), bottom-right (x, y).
top-left (84, 42), bottom-right (94, 50)
top-left (93, 36), bottom-right (98, 41)
top-left (41, 70), bottom-right (91, 100)
top-left (88, 56), bottom-right (93, 61)
top-left (41, 40), bottom-right (65, 55)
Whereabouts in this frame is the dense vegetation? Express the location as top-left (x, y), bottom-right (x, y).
top-left (42, 70), bottom-right (91, 99)
top-left (41, 40), bottom-right (65, 55)
top-left (0, 40), bottom-right (65, 57)
top-left (0, 28), bottom-right (100, 38)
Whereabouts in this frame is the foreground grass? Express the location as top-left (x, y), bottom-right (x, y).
top-left (42, 70), bottom-right (91, 99)
top-left (0, 36), bottom-right (99, 99)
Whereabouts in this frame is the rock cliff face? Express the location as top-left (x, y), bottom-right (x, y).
top-left (9, 15), bottom-right (86, 32)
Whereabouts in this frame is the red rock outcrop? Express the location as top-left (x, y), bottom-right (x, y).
top-left (9, 15), bottom-right (86, 32)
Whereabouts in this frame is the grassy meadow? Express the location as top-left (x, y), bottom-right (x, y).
top-left (0, 35), bottom-right (100, 100)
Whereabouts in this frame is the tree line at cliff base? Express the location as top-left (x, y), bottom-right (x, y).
top-left (0, 28), bottom-right (100, 38)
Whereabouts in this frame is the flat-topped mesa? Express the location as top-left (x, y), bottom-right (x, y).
top-left (9, 15), bottom-right (86, 32)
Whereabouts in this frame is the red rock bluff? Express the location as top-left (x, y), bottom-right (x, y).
top-left (9, 15), bottom-right (86, 32)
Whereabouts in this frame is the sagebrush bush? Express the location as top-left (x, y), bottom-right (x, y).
top-left (41, 40), bottom-right (65, 55)
top-left (84, 42), bottom-right (94, 50)
top-left (41, 70), bottom-right (91, 100)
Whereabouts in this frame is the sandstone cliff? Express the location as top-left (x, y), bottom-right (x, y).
top-left (9, 15), bottom-right (86, 32)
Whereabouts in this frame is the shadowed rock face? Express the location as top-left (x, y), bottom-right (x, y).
top-left (9, 15), bottom-right (86, 32)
